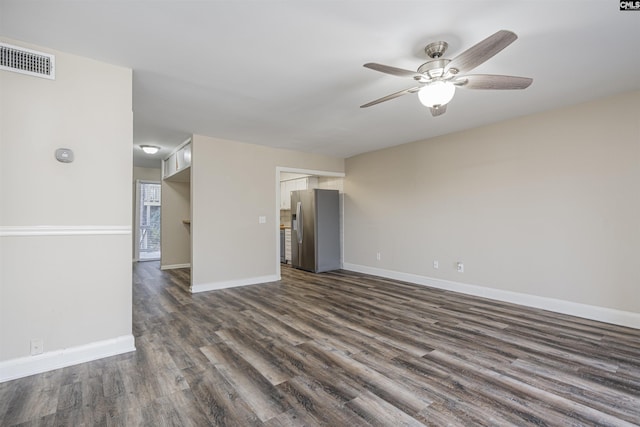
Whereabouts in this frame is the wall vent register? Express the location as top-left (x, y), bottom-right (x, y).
top-left (0, 42), bottom-right (55, 80)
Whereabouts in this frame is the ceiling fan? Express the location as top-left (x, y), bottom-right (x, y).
top-left (361, 30), bottom-right (533, 116)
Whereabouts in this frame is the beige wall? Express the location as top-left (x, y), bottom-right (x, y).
top-left (132, 166), bottom-right (162, 259)
top-left (191, 135), bottom-right (344, 291)
top-left (133, 166), bottom-right (161, 182)
top-left (0, 40), bottom-right (133, 369)
top-left (344, 91), bottom-right (640, 317)
top-left (161, 178), bottom-right (191, 268)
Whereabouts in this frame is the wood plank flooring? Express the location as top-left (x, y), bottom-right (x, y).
top-left (1, 262), bottom-right (639, 426)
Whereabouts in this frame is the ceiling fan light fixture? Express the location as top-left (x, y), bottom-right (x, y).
top-left (361, 31), bottom-right (531, 115)
top-left (140, 145), bottom-right (161, 154)
top-left (418, 81), bottom-right (456, 108)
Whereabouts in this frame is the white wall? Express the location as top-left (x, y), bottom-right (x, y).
top-left (133, 165), bottom-right (161, 183)
top-left (0, 39), bottom-right (134, 380)
top-left (191, 135), bottom-right (344, 292)
top-left (161, 178), bottom-right (191, 269)
top-left (344, 91), bottom-right (640, 327)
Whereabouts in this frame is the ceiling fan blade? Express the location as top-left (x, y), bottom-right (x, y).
top-left (446, 30), bottom-right (518, 75)
top-left (454, 74), bottom-right (533, 90)
top-left (364, 63), bottom-right (421, 79)
top-left (360, 86), bottom-right (421, 108)
top-left (429, 104), bottom-right (447, 117)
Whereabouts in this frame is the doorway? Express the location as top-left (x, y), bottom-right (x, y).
top-left (275, 167), bottom-right (345, 278)
top-left (135, 180), bottom-right (161, 261)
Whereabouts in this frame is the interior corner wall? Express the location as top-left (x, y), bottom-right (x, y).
top-left (160, 178), bottom-right (191, 269)
top-left (344, 91), bottom-right (640, 322)
top-left (0, 39), bottom-right (134, 379)
top-left (190, 135), bottom-right (344, 291)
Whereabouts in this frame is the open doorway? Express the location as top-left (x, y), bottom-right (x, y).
top-left (135, 180), bottom-right (161, 261)
top-left (275, 167), bottom-right (345, 278)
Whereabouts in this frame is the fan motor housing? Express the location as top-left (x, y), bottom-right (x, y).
top-left (417, 58), bottom-right (451, 79)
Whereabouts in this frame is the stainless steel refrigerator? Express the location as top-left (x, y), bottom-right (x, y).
top-left (291, 189), bottom-right (340, 273)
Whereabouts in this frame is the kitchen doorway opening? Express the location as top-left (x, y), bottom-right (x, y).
top-left (275, 167), bottom-right (345, 279)
top-left (135, 180), bottom-right (161, 261)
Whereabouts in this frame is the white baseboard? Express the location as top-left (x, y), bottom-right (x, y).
top-left (343, 263), bottom-right (640, 330)
top-left (160, 263), bottom-right (191, 270)
top-left (192, 274), bottom-right (279, 293)
top-left (0, 335), bottom-right (136, 383)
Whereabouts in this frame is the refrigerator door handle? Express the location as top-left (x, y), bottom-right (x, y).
top-left (296, 201), bottom-right (303, 244)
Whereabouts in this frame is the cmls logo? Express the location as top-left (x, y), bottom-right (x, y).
top-left (620, 0), bottom-right (640, 10)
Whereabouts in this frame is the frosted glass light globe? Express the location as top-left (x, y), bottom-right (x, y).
top-left (418, 81), bottom-right (456, 107)
top-left (140, 145), bottom-right (160, 154)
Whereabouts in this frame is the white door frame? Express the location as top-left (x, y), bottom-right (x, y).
top-left (134, 179), bottom-right (161, 262)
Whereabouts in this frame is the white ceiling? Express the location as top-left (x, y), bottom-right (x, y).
top-left (1, 1), bottom-right (639, 168)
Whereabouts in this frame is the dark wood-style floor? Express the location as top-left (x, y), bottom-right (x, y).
top-left (1, 263), bottom-right (639, 426)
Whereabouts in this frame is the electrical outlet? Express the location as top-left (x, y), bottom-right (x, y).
top-left (457, 262), bottom-right (464, 273)
top-left (30, 339), bottom-right (44, 355)
top-left (433, 260), bottom-right (439, 269)
top-left (376, 252), bottom-right (381, 261)
top-left (258, 216), bottom-right (266, 224)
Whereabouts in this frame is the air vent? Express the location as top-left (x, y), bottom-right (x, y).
top-left (0, 42), bottom-right (55, 80)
